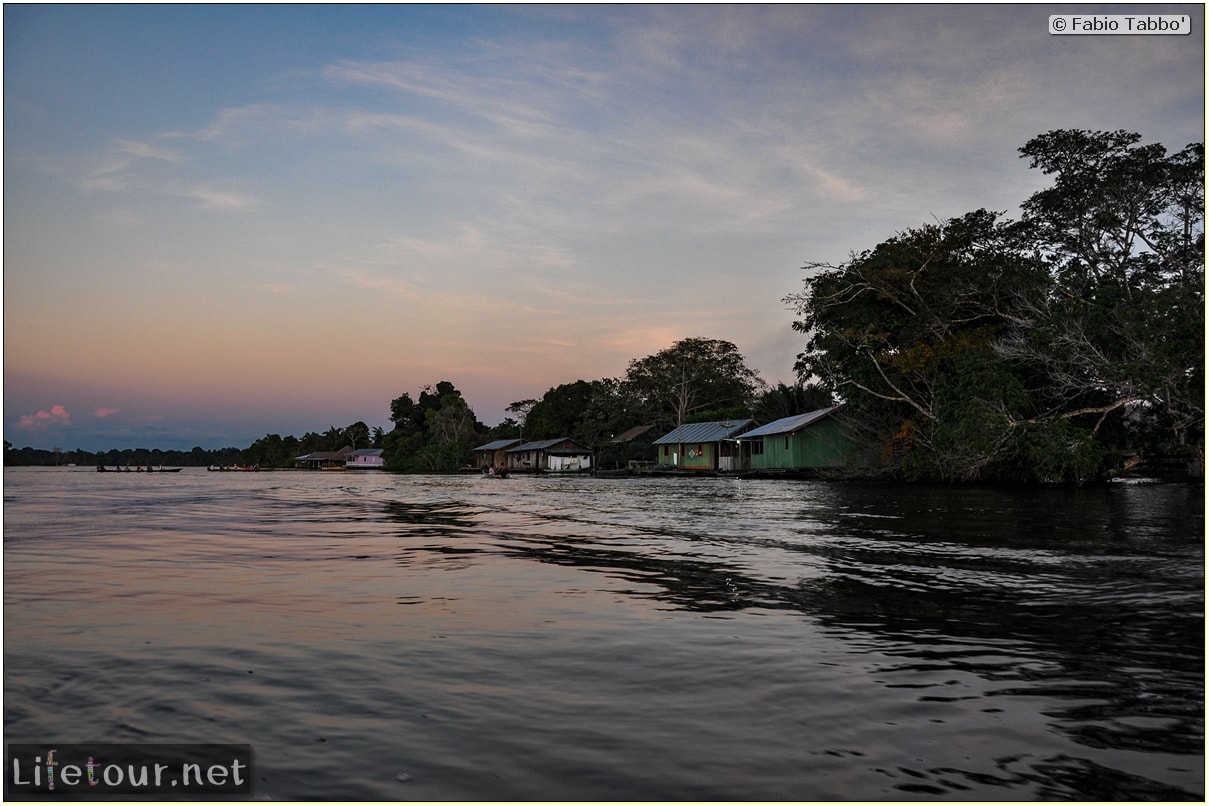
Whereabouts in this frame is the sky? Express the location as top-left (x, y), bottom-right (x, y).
top-left (4, 4), bottom-right (1205, 452)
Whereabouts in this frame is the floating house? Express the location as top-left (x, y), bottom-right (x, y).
top-left (294, 446), bottom-right (353, 470)
top-left (506, 438), bottom-right (594, 473)
top-left (652, 420), bottom-right (754, 472)
top-left (473, 438), bottom-right (523, 470)
top-left (603, 424), bottom-right (657, 471)
top-left (347, 448), bottom-right (385, 470)
top-left (737, 406), bottom-right (853, 471)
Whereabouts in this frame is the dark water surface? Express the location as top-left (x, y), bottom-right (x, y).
top-left (4, 467), bottom-right (1203, 800)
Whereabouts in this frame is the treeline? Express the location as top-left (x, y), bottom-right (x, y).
top-left (3, 443), bottom-right (244, 468)
top-left (231, 338), bottom-right (834, 473)
top-left (374, 359), bottom-right (835, 473)
top-left (787, 129), bottom-right (1203, 483)
top-left (238, 423), bottom-right (384, 468)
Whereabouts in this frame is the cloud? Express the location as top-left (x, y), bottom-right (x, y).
top-left (114, 138), bottom-right (182, 162)
top-left (78, 124), bottom-right (264, 211)
top-left (182, 183), bottom-right (262, 210)
top-left (16, 405), bottom-right (72, 431)
top-left (94, 408), bottom-right (122, 418)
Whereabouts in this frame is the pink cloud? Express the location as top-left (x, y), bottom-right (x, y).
top-left (94, 407), bottom-right (122, 418)
top-left (17, 405), bottom-right (72, 431)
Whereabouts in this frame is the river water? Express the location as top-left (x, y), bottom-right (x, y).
top-left (3, 467), bottom-right (1203, 800)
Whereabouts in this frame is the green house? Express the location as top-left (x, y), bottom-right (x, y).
top-left (738, 406), bottom-right (853, 471)
top-left (652, 420), bottom-right (754, 472)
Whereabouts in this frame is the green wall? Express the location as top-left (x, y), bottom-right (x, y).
top-left (749, 417), bottom-right (852, 470)
top-left (659, 442), bottom-right (715, 470)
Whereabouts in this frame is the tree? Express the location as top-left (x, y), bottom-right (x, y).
top-left (754, 382), bottom-right (835, 423)
top-left (786, 129), bottom-right (1204, 483)
top-left (525, 381), bottom-right (595, 440)
top-left (383, 381), bottom-right (484, 472)
top-left (505, 398), bottom-right (538, 440)
top-left (787, 209), bottom-right (1046, 480)
top-left (344, 421), bottom-right (371, 450)
top-left (1003, 130), bottom-right (1204, 449)
top-left (622, 337), bottom-right (764, 432)
top-left (324, 425), bottom-right (345, 450)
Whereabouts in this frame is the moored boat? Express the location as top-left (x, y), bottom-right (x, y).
top-left (97, 465), bottom-right (183, 473)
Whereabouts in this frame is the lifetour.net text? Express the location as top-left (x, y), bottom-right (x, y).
top-left (5, 744), bottom-right (252, 796)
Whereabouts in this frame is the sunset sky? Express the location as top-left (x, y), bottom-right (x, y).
top-left (5, 4), bottom-right (1204, 452)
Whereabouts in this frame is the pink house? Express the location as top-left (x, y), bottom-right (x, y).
top-left (347, 448), bottom-right (385, 469)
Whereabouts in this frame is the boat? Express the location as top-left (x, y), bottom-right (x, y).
top-left (97, 465), bottom-right (183, 473)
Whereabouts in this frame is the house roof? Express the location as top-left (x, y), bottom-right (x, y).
top-left (349, 449), bottom-right (384, 457)
top-left (295, 447), bottom-right (354, 461)
top-left (506, 438), bottom-right (591, 453)
top-left (739, 406), bottom-right (843, 439)
top-left (652, 419), bottom-right (754, 445)
top-left (610, 425), bottom-right (655, 443)
top-left (473, 439), bottom-right (523, 451)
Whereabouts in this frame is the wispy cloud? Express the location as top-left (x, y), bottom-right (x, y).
top-left (114, 139), bottom-right (182, 162)
top-left (182, 183), bottom-right (261, 210)
top-left (16, 405), bottom-right (72, 431)
top-left (78, 138), bottom-right (263, 211)
top-left (94, 408), bottom-right (121, 418)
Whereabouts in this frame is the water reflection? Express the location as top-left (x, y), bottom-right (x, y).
top-left (374, 477), bottom-right (1202, 797)
top-left (4, 469), bottom-right (1202, 800)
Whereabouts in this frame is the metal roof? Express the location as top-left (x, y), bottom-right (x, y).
top-left (349, 448), bottom-right (384, 457)
top-left (506, 438), bottom-right (590, 452)
top-left (739, 406), bottom-right (842, 439)
top-left (473, 439), bottom-right (523, 451)
top-left (295, 447), bottom-right (353, 461)
top-left (652, 419), bottom-right (753, 445)
top-left (610, 425), bottom-right (655, 443)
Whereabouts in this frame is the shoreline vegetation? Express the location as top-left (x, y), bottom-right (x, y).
top-left (6, 130), bottom-right (1202, 485)
top-left (3, 451), bottom-right (1200, 486)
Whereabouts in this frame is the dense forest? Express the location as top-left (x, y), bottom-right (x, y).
top-left (788, 129), bottom-right (1203, 482)
top-left (3, 443), bottom-right (244, 468)
top-left (7, 130), bottom-right (1202, 482)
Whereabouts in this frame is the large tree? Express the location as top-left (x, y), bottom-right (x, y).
top-left (383, 381), bottom-right (484, 471)
top-left (622, 337), bottom-right (764, 432)
top-left (1003, 130), bottom-right (1204, 450)
top-left (525, 381), bottom-right (595, 441)
top-left (754, 382), bottom-right (835, 423)
top-left (788, 209), bottom-right (1047, 480)
top-left (786, 130), bottom-right (1204, 482)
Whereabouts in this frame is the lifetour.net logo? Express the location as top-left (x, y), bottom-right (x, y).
top-left (5, 744), bottom-right (252, 797)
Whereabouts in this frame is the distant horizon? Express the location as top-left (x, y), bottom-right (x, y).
top-left (6, 5), bottom-right (1203, 453)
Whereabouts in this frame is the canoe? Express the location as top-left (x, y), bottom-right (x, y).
top-left (97, 466), bottom-right (183, 473)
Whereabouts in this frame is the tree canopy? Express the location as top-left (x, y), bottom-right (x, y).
top-left (621, 337), bottom-right (765, 432)
top-left (787, 129), bottom-right (1203, 482)
top-left (383, 381), bottom-right (484, 472)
